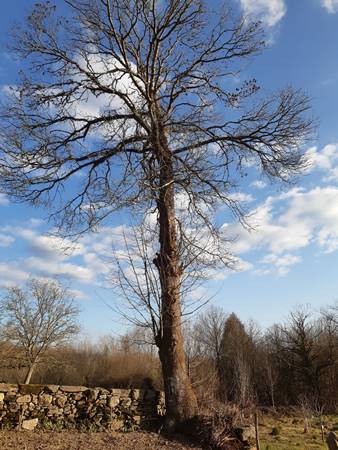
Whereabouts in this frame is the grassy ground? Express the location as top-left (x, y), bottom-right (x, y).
top-left (259, 412), bottom-right (338, 450)
top-left (1, 415), bottom-right (337, 449)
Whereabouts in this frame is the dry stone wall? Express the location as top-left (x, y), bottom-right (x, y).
top-left (0, 383), bottom-right (165, 431)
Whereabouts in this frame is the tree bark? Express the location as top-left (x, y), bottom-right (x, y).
top-left (153, 120), bottom-right (198, 429)
top-left (24, 361), bottom-right (36, 384)
top-left (255, 412), bottom-right (261, 450)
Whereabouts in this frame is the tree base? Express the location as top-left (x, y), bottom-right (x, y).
top-left (173, 414), bottom-right (248, 450)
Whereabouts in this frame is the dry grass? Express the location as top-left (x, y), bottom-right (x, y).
top-left (259, 412), bottom-right (338, 450)
top-left (0, 430), bottom-right (202, 450)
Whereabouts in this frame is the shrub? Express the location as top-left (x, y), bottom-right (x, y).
top-left (271, 426), bottom-right (281, 436)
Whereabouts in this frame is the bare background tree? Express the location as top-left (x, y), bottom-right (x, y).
top-left (0, 278), bottom-right (80, 384)
top-left (193, 306), bottom-right (226, 374)
top-left (0, 0), bottom-right (313, 426)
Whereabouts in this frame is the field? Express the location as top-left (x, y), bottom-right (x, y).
top-left (259, 412), bottom-right (338, 450)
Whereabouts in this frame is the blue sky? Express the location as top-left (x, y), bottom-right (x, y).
top-left (1, 0), bottom-right (338, 338)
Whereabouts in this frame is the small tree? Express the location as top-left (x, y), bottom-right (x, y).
top-left (0, 278), bottom-right (80, 384)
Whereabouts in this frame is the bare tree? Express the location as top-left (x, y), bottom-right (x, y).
top-left (0, 278), bottom-right (80, 384)
top-left (109, 223), bottom-right (209, 348)
top-left (277, 307), bottom-right (330, 400)
top-left (194, 306), bottom-right (226, 374)
top-left (234, 353), bottom-right (253, 410)
top-left (261, 343), bottom-right (278, 410)
top-left (183, 318), bottom-right (221, 403)
top-left (322, 302), bottom-right (338, 328)
top-left (0, 0), bottom-right (313, 426)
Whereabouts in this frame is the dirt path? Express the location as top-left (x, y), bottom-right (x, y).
top-left (0, 430), bottom-right (202, 450)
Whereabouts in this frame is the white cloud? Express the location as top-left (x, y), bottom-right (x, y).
top-left (4, 152), bottom-right (338, 286)
top-left (0, 234), bottom-right (14, 247)
top-left (0, 263), bottom-right (30, 287)
top-left (304, 142), bottom-right (338, 184)
top-left (0, 193), bottom-right (9, 206)
top-left (228, 192), bottom-right (254, 203)
top-left (28, 218), bottom-right (44, 228)
top-left (83, 252), bottom-right (110, 274)
top-left (26, 256), bottom-right (94, 283)
top-left (1, 85), bottom-right (18, 97)
top-left (305, 143), bottom-right (338, 174)
top-left (224, 185), bottom-right (338, 275)
top-left (321, 0), bottom-right (338, 13)
top-left (250, 180), bottom-right (267, 190)
top-left (16, 229), bottom-right (85, 259)
top-left (69, 289), bottom-right (88, 300)
top-left (239, 0), bottom-right (286, 27)
top-left (68, 53), bottom-right (142, 140)
top-left (0, 225), bottom-right (97, 286)
top-left (257, 253), bottom-right (302, 276)
top-left (83, 225), bottom-right (129, 255)
top-left (0, 222), bottom-right (137, 289)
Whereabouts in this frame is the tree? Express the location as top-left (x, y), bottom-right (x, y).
top-left (194, 306), bottom-right (226, 374)
top-left (219, 313), bottom-right (254, 404)
top-left (0, 0), bottom-right (313, 426)
top-left (277, 307), bottom-right (336, 403)
top-left (260, 336), bottom-right (279, 410)
top-left (0, 278), bottom-right (80, 384)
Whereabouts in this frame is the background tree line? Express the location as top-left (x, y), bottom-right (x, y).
top-left (185, 304), bottom-right (338, 414)
top-left (1, 279), bottom-right (337, 414)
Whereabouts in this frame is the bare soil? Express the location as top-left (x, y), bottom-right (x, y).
top-left (0, 430), bottom-right (203, 450)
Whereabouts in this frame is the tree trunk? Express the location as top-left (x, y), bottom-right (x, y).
top-left (153, 121), bottom-right (198, 429)
top-left (24, 362), bottom-right (36, 384)
top-left (255, 412), bottom-right (261, 450)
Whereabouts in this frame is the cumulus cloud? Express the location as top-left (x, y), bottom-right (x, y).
top-left (0, 223), bottom-right (136, 288)
top-left (304, 143), bottom-right (338, 182)
top-left (16, 229), bottom-right (85, 259)
top-left (224, 185), bottom-right (338, 275)
top-left (305, 143), bottom-right (338, 169)
top-left (0, 225), bottom-right (96, 286)
top-left (257, 253), bottom-right (302, 276)
top-left (321, 0), bottom-right (338, 13)
top-left (25, 256), bottom-right (94, 283)
top-left (82, 225), bottom-right (130, 256)
top-left (239, 0), bottom-right (286, 27)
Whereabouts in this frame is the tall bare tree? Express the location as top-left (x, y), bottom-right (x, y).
top-left (0, 278), bottom-right (80, 384)
top-left (0, 0), bottom-right (313, 426)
